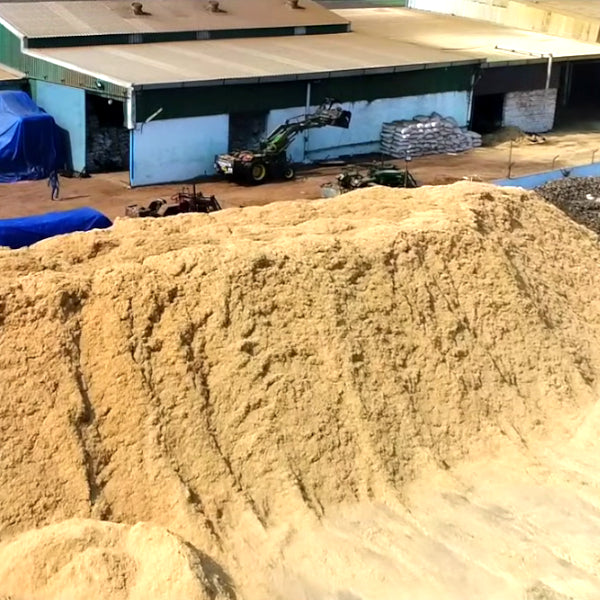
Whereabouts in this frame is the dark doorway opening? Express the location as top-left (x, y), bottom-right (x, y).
top-left (554, 60), bottom-right (600, 128)
top-left (86, 93), bottom-right (129, 173)
top-left (229, 111), bottom-right (267, 152)
top-left (470, 93), bottom-right (505, 134)
top-left (565, 61), bottom-right (600, 108)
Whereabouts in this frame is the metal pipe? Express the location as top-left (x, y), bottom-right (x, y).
top-left (545, 53), bottom-right (553, 90)
top-left (303, 81), bottom-right (311, 163)
top-left (145, 107), bottom-right (163, 124)
top-left (129, 130), bottom-right (133, 185)
top-left (494, 45), bottom-right (524, 55)
top-left (125, 87), bottom-right (136, 130)
top-left (466, 69), bottom-right (477, 128)
top-left (552, 155), bottom-right (560, 169)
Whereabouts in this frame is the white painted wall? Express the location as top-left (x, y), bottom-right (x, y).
top-left (269, 92), bottom-right (470, 163)
top-left (30, 81), bottom-right (86, 172)
top-left (407, 0), bottom-right (452, 15)
top-left (407, 0), bottom-right (600, 43)
top-left (130, 114), bottom-right (228, 186)
top-left (407, 0), bottom-right (505, 21)
top-left (502, 88), bottom-right (558, 133)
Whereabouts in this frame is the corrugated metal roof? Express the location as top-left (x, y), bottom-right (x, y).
top-left (25, 30), bottom-right (480, 88)
top-left (339, 8), bottom-right (600, 64)
top-left (22, 6), bottom-right (600, 89)
top-left (0, 0), bottom-right (348, 38)
top-left (519, 0), bottom-right (600, 21)
top-left (0, 65), bottom-right (24, 80)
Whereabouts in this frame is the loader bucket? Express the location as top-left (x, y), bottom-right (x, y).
top-left (333, 110), bottom-right (352, 129)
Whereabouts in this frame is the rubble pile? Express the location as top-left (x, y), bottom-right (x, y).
top-left (86, 113), bottom-right (129, 173)
top-left (535, 177), bottom-right (600, 235)
top-left (380, 112), bottom-right (482, 159)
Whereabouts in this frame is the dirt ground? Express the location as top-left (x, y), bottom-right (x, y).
top-left (2, 119), bottom-right (600, 222)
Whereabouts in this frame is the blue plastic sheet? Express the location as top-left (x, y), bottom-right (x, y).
top-left (0, 91), bottom-right (66, 182)
top-left (0, 207), bottom-right (112, 249)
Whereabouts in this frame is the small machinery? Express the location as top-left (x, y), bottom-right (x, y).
top-left (126, 185), bottom-right (222, 218)
top-left (321, 163), bottom-right (419, 197)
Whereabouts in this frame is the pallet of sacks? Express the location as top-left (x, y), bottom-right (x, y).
top-left (380, 112), bottom-right (482, 159)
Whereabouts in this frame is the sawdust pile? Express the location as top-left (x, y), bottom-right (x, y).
top-left (482, 125), bottom-right (546, 146)
top-left (0, 519), bottom-right (230, 600)
top-left (1, 182), bottom-right (600, 599)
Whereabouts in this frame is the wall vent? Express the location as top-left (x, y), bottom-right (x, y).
top-left (206, 1), bottom-right (226, 13)
top-left (131, 2), bottom-right (151, 16)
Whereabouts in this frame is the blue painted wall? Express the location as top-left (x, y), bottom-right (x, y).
top-left (130, 114), bottom-right (228, 186)
top-left (130, 92), bottom-right (468, 185)
top-left (30, 81), bottom-right (86, 172)
top-left (494, 162), bottom-right (600, 189)
top-left (267, 92), bottom-right (470, 163)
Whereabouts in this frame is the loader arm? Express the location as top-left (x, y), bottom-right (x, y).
top-left (261, 99), bottom-right (351, 155)
top-left (214, 99), bottom-right (352, 184)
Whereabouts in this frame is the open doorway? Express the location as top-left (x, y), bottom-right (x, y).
top-left (86, 93), bottom-right (129, 173)
top-left (470, 93), bottom-right (505, 134)
top-left (565, 61), bottom-right (600, 108)
top-left (554, 60), bottom-right (600, 128)
top-left (228, 111), bottom-right (267, 152)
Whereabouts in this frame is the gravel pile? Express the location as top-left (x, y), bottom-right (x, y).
top-left (534, 177), bottom-right (600, 235)
top-left (380, 112), bottom-right (482, 159)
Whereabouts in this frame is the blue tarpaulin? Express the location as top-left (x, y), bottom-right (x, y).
top-left (0, 207), bottom-right (112, 249)
top-left (0, 91), bottom-right (66, 182)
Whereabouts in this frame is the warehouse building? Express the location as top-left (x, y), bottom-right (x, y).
top-left (0, 0), bottom-right (482, 185)
top-left (349, 7), bottom-right (600, 133)
top-left (407, 0), bottom-right (600, 44)
top-left (0, 0), bottom-right (598, 186)
top-left (404, 0), bottom-right (600, 130)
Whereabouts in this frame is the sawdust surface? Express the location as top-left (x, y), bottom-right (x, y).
top-left (1, 182), bottom-right (600, 599)
top-left (482, 126), bottom-right (546, 147)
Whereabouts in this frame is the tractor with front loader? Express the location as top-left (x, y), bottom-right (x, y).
top-left (214, 99), bottom-right (352, 185)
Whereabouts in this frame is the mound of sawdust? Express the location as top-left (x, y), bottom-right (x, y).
top-left (0, 519), bottom-right (229, 600)
top-left (1, 182), bottom-right (600, 599)
top-left (482, 125), bottom-right (546, 147)
top-left (482, 126), bottom-right (526, 146)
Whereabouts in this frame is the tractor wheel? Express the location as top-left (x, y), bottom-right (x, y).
top-left (282, 165), bottom-right (295, 181)
top-left (249, 161), bottom-right (267, 184)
